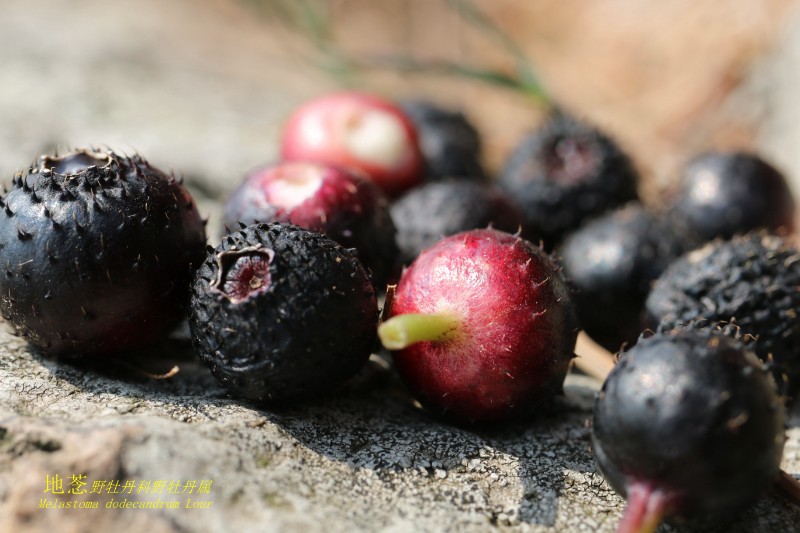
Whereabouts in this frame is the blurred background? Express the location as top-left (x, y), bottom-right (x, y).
top-left (1, 0), bottom-right (799, 208)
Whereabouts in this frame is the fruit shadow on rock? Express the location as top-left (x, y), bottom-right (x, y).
top-left (18, 331), bottom-right (233, 418)
top-left (10, 335), bottom-right (800, 530)
top-left (267, 361), bottom-right (604, 528)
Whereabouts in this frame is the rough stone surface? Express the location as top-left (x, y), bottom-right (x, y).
top-left (2, 330), bottom-right (800, 532)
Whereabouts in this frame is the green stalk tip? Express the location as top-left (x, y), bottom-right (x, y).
top-left (378, 313), bottom-right (462, 350)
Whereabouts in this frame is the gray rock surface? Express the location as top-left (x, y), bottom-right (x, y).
top-left (2, 333), bottom-right (800, 533)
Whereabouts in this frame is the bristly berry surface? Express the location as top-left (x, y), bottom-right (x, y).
top-left (669, 151), bottom-right (795, 243)
top-left (646, 231), bottom-right (800, 396)
top-left (498, 111), bottom-right (639, 249)
top-left (0, 147), bottom-right (206, 356)
top-left (222, 161), bottom-right (398, 286)
top-left (559, 203), bottom-right (688, 352)
top-left (390, 180), bottom-right (525, 267)
top-left (592, 328), bottom-right (785, 529)
top-left (189, 223), bottom-right (378, 404)
top-left (383, 228), bottom-right (578, 424)
top-left (399, 99), bottom-right (487, 181)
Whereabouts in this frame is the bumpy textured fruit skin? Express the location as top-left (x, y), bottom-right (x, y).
top-left (646, 231), bottom-right (800, 394)
top-left (0, 148), bottom-right (206, 356)
top-left (389, 229), bottom-right (578, 423)
top-left (189, 223), bottom-right (378, 404)
top-left (222, 162), bottom-right (398, 286)
top-left (498, 112), bottom-right (639, 249)
top-left (592, 329), bottom-right (785, 523)
top-left (670, 151), bottom-right (795, 243)
top-left (399, 100), bottom-right (487, 181)
top-left (390, 180), bottom-right (525, 267)
top-left (281, 92), bottom-right (423, 197)
top-left (559, 203), bottom-right (687, 351)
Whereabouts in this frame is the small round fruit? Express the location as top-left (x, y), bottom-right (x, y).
top-left (399, 99), bottom-right (487, 181)
top-left (592, 328), bottom-right (785, 530)
top-left (189, 223), bottom-right (378, 404)
top-left (669, 151), bottom-right (795, 242)
top-left (281, 92), bottom-right (423, 197)
top-left (559, 203), bottom-right (687, 351)
top-left (498, 111), bottom-right (639, 249)
top-left (0, 148), bottom-right (206, 356)
top-left (645, 231), bottom-right (800, 395)
top-left (379, 228), bottom-right (578, 423)
top-left (222, 161), bottom-right (398, 286)
top-left (390, 180), bottom-right (525, 266)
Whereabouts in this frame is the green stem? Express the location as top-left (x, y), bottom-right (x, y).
top-left (378, 313), bottom-right (462, 350)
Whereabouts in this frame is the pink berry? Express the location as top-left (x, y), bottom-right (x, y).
top-left (281, 92), bottom-right (423, 197)
top-left (223, 161), bottom-right (398, 286)
top-left (379, 228), bottom-right (578, 423)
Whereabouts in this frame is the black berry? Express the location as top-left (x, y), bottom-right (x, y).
top-left (390, 180), bottom-right (525, 267)
top-left (0, 148), bottom-right (206, 356)
top-left (559, 203), bottom-right (687, 351)
top-left (646, 231), bottom-right (800, 395)
top-left (669, 151), bottom-right (795, 243)
top-left (592, 328), bottom-right (785, 529)
top-left (498, 111), bottom-right (639, 249)
top-left (189, 223), bottom-right (378, 404)
top-left (399, 99), bottom-right (487, 181)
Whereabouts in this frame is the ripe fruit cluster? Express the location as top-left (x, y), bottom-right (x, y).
top-left (2, 90), bottom-right (798, 533)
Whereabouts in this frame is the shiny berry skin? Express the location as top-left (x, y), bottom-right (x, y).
top-left (223, 161), bottom-right (398, 286)
top-left (384, 228), bottom-right (578, 424)
top-left (390, 180), bottom-right (525, 267)
top-left (592, 329), bottom-right (785, 528)
top-left (281, 92), bottom-right (424, 197)
top-left (0, 148), bottom-right (207, 356)
top-left (559, 203), bottom-right (688, 351)
top-left (670, 151), bottom-right (795, 242)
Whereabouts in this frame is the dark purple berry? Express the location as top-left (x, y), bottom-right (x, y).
top-left (669, 151), bottom-right (795, 243)
top-left (559, 203), bottom-right (688, 351)
top-left (645, 231), bottom-right (800, 396)
top-left (0, 148), bottom-right (207, 356)
top-left (222, 161), bottom-right (398, 286)
top-left (189, 223), bottom-right (378, 404)
top-left (390, 180), bottom-right (525, 267)
top-left (399, 99), bottom-right (487, 181)
top-left (592, 328), bottom-right (785, 530)
top-left (498, 111), bottom-right (639, 249)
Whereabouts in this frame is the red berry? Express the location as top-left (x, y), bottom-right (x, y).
top-left (223, 161), bottom-right (398, 285)
top-left (281, 92), bottom-right (423, 197)
top-left (379, 228), bottom-right (578, 423)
